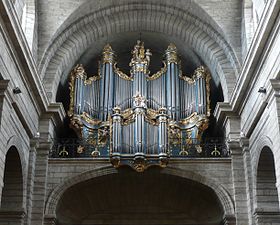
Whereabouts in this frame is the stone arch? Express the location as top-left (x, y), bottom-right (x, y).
top-left (40, 2), bottom-right (240, 102)
top-left (252, 135), bottom-right (274, 177)
top-left (6, 135), bottom-right (26, 172)
top-left (4, 135), bottom-right (27, 208)
top-left (0, 146), bottom-right (24, 210)
top-left (45, 166), bottom-right (235, 219)
top-left (255, 146), bottom-right (279, 211)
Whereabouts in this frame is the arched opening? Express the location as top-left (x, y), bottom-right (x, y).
top-left (0, 146), bottom-right (24, 225)
top-left (56, 170), bottom-right (225, 225)
top-left (54, 32), bottom-right (225, 140)
top-left (256, 147), bottom-right (279, 211)
top-left (41, 2), bottom-right (240, 103)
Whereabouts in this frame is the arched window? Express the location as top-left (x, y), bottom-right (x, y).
top-left (256, 147), bottom-right (279, 211)
top-left (1, 147), bottom-right (23, 210)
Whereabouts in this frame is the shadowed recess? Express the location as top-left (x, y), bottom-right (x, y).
top-left (56, 170), bottom-right (224, 225)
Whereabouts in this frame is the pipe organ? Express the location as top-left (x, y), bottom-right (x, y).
top-left (68, 41), bottom-right (211, 172)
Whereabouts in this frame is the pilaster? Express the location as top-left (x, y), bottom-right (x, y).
top-left (215, 102), bottom-right (250, 224)
top-left (30, 103), bottom-right (65, 225)
top-left (240, 137), bottom-right (255, 225)
top-left (0, 80), bottom-right (9, 205)
top-left (269, 79), bottom-right (280, 210)
top-left (30, 140), bottom-right (52, 225)
top-left (24, 138), bottom-right (38, 225)
top-left (228, 140), bottom-right (250, 225)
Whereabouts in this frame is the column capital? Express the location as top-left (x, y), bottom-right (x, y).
top-left (239, 137), bottom-right (250, 154)
top-left (37, 139), bottom-right (53, 157)
top-left (226, 139), bottom-right (242, 155)
top-left (30, 137), bottom-right (39, 149)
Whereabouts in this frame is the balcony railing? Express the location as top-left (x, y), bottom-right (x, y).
top-left (49, 138), bottom-right (230, 159)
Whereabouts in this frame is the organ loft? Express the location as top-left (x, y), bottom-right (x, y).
top-left (67, 41), bottom-right (212, 172)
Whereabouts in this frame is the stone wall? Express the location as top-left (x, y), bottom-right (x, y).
top-left (0, 0), bottom-right (279, 225)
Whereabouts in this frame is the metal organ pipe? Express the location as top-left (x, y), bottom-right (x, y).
top-left (72, 65), bottom-right (87, 115)
top-left (165, 44), bottom-right (180, 120)
top-left (112, 108), bottom-right (122, 154)
top-left (157, 109), bottom-right (168, 155)
top-left (100, 44), bottom-right (115, 121)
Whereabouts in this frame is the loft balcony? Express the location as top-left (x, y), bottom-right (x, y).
top-left (49, 137), bottom-right (229, 160)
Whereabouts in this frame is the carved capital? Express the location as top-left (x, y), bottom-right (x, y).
top-left (239, 137), bottom-right (250, 154)
top-left (227, 140), bottom-right (242, 155)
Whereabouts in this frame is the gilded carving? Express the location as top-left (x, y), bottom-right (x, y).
top-left (114, 63), bottom-right (133, 81)
top-left (147, 61), bottom-right (167, 81)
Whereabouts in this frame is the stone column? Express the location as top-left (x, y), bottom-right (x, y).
top-left (228, 140), bottom-right (250, 225)
top-left (30, 103), bottom-right (65, 225)
top-left (30, 140), bottom-right (51, 225)
top-left (270, 79), bottom-right (280, 210)
top-left (24, 138), bottom-right (38, 225)
top-left (241, 137), bottom-right (255, 225)
top-left (0, 80), bottom-right (9, 203)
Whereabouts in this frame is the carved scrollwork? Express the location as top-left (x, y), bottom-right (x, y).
top-left (146, 61), bottom-right (167, 81)
top-left (113, 63), bottom-right (133, 81)
top-left (168, 122), bottom-right (182, 146)
top-left (121, 108), bottom-right (135, 126)
top-left (98, 126), bottom-right (110, 147)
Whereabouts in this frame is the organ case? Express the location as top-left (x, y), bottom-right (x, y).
top-left (68, 41), bottom-right (211, 171)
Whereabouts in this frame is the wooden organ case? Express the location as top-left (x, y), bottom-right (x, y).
top-left (68, 41), bottom-right (211, 172)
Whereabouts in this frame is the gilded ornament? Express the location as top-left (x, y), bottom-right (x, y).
top-left (165, 43), bottom-right (179, 64)
top-left (102, 44), bottom-right (115, 64)
top-left (114, 63), bottom-right (133, 81)
top-left (91, 148), bottom-right (100, 157)
top-left (77, 145), bottom-right (84, 154)
top-left (98, 126), bottom-right (110, 147)
top-left (147, 61), bottom-right (167, 81)
top-left (129, 40), bottom-right (151, 74)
